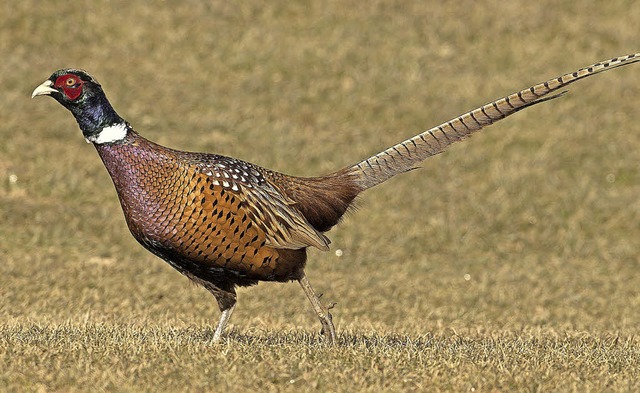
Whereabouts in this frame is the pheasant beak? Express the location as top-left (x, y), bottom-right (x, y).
top-left (32, 80), bottom-right (58, 98)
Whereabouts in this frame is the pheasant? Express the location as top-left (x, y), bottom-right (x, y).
top-left (32, 53), bottom-right (639, 343)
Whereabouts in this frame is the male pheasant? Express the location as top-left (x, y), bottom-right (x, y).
top-left (33, 53), bottom-right (639, 343)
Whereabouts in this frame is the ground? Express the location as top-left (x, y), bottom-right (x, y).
top-left (1, 1), bottom-right (639, 391)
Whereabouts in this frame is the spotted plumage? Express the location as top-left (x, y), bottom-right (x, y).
top-left (32, 53), bottom-right (639, 343)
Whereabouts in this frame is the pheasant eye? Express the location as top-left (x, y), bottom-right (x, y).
top-left (66, 78), bottom-right (76, 86)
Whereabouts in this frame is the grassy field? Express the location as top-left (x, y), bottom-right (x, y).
top-left (2, 0), bottom-right (640, 391)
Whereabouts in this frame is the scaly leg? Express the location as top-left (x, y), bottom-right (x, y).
top-left (212, 304), bottom-right (236, 342)
top-left (298, 272), bottom-right (337, 344)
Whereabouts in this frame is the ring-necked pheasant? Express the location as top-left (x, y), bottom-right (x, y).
top-left (33, 53), bottom-right (639, 343)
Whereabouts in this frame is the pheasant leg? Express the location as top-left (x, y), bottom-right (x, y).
top-left (298, 272), bottom-right (336, 344)
top-left (212, 304), bottom-right (236, 342)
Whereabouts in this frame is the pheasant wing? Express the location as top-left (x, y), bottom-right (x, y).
top-left (198, 156), bottom-right (330, 251)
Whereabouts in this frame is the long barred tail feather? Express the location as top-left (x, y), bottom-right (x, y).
top-left (345, 53), bottom-right (640, 191)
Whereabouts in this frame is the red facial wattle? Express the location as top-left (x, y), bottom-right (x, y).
top-left (54, 74), bottom-right (84, 100)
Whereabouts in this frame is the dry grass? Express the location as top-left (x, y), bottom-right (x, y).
top-left (2, 324), bottom-right (639, 392)
top-left (2, 0), bottom-right (640, 391)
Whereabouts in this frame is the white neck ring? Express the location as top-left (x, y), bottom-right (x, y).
top-left (87, 123), bottom-right (128, 144)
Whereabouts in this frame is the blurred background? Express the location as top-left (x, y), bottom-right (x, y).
top-left (1, 0), bottom-right (639, 339)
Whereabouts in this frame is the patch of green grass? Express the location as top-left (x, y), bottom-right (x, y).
top-left (2, 0), bottom-right (640, 391)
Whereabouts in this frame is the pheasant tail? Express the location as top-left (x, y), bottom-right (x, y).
top-left (340, 53), bottom-right (640, 191)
